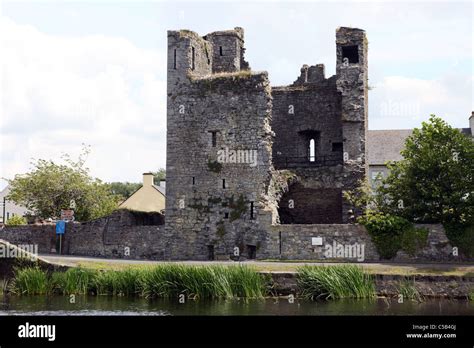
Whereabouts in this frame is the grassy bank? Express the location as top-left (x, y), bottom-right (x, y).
top-left (8, 265), bottom-right (269, 299)
top-left (297, 265), bottom-right (376, 300)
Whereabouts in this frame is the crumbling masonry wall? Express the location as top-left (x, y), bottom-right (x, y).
top-left (165, 27), bottom-right (369, 259)
top-left (272, 27), bottom-right (368, 224)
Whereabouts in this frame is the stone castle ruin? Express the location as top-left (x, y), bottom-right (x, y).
top-left (166, 27), bottom-right (368, 260)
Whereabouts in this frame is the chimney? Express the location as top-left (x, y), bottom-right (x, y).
top-left (470, 111), bottom-right (474, 136)
top-left (143, 172), bottom-right (154, 186)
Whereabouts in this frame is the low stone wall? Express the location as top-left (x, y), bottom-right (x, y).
top-left (269, 224), bottom-right (379, 261)
top-left (268, 223), bottom-right (459, 262)
top-left (0, 212), bottom-right (467, 262)
top-left (0, 210), bottom-right (167, 260)
top-left (0, 224), bottom-right (56, 254)
top-left (268, 272), bottom-right (474, 299)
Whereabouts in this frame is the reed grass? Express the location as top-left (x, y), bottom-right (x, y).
top-left (297, 265), bottom-right (376, 300)
top-left (51, 268), bottom-right (96, 295)
top-left (10, 267), bottom-right (51, 295)
top-left (9, 264), bottom-right (267, 299)
top-left (396, 278), bottom-right (423, 302)
top-left (138, 265), bottom-right (267, 299)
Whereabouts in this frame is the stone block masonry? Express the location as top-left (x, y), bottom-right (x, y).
top-left (165, 26), bottom-right (369, 260)
top-left (0, 210), bottom-right (167, 260)
top-left (0, 220), bottom-right (466, 262)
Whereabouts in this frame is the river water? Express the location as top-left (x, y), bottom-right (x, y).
top-left (1, 295), bottom-right (473, 316)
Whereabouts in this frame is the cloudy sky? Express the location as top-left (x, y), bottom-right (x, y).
top-left (0, 0), bottom-right (472, 188)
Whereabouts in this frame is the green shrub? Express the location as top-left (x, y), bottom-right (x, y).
top-left (297, 265), bottom-right (375, 300)
top-left (360, 212), bottom-right (429, 259)
top-left (360, 212), bottom-right (410, 259)
top-left (5, 215), bottom-right (27, 226)
top-left (400, 226), bottom-right (429, 256)
top-left (444, 222), bottom-right (474, 258)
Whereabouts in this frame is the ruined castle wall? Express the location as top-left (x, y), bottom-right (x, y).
top-left (270, 74), bottom-right (345, 224)
top-left (272, 82), bottom-right (343, 162)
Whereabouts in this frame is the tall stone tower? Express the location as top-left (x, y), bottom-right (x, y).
top-left (336, 27), bottom-right (369, 220)
top-left (165, 28), bottom-right (274, 260)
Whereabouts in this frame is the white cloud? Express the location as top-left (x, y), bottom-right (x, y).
top-left (0, 16), bottom-right (167, 186)
top-left (370, 74), bottom-right (473, 129)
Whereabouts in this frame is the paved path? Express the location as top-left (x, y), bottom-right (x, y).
top-left (40, 254), bottom-right (474, 275)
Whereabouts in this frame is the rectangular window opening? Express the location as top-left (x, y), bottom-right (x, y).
top-left (222, 179), bottom-right (226, 189)
top-left (250, 202), bottom-right (254, 219)
top-left (192, 177), bottom-right (195, 185)
top-left (219, 46), bottom-right (223, 56)
top-left (191, 47), bottom-right (195, 70)
top-left (341, 45), bottom-right (359, 64)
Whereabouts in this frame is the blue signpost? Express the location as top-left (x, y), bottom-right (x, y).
top-left (56, 220), bottom-right (66, 254)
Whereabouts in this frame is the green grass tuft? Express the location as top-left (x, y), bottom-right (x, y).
top-left (297, 265), bottom-right (376, 300)
top-left (11, 267), bottom-right (51, 295)
top-left (396, 278), bottom-right (423, 302)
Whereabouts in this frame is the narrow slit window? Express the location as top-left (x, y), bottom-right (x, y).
top-left (173, 49), bottom-right (177, 69)
top-left (191, 47), bottom-right (195, 70)
top-left (309, 139), bottom-right (315, 162)
top-left (219, 46), bottom-right (223, 56)
top-left (224, 212), bottom-right (229, 219)
top-left (222, 179), bottom-right (226, 189)
top-left (250, 202), bottom-right (254, 219)
top-left (211, 131), bottom-right (217, 147)
top-left (192, 177), bottom-right (195, 185)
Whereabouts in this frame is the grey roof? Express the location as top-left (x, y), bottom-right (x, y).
top-left (368, 127), bottom-right (473, 165)
top-left (367, 129), bottom-right (413, 165)
top-left (152, 185), bottom-right (166, 196)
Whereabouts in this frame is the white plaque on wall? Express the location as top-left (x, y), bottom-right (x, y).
top-left (311, 237), bottom-right (323, 246)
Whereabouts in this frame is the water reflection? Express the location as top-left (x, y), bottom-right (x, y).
top-left (0, 295), bottom-right (473, 316)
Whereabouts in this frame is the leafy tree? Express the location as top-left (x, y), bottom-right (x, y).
top-left (152, 168), bottom-right (166, 183)
top-left (378, 115), bottom-right (474, 225)
top-left (107, 182), bottom-right (142, 200)
top-left (5, 146), bottom-right (120, 221)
